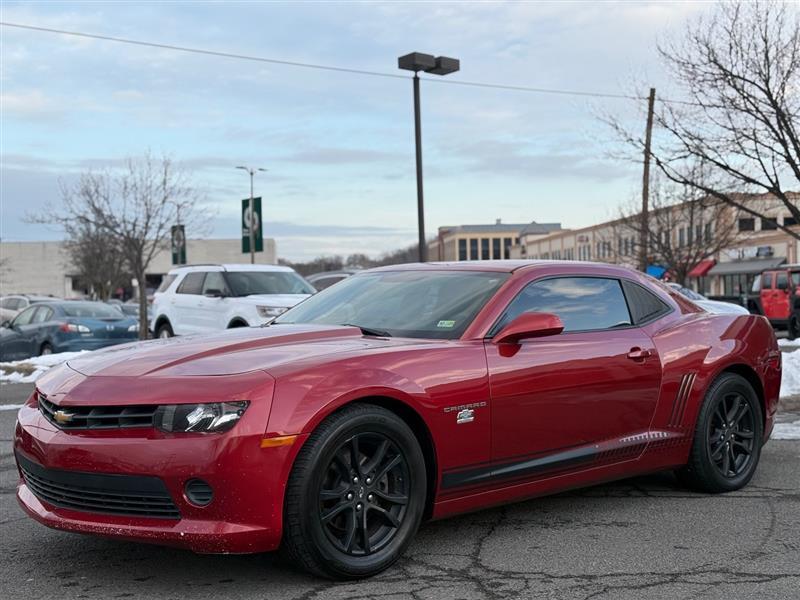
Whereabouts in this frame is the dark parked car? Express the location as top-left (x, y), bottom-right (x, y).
top-left (306, 269), bottom-right (358, 291)
top-left (0, 301), bottom-right (139, 361)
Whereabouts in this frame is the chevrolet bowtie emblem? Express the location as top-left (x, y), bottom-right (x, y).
top-left (53, 410), bottom-right (75, 424)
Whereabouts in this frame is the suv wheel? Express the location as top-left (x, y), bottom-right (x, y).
top-left (155, 322), bottom-right (174, 338)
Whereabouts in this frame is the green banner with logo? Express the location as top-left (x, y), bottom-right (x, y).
top-left (171, 224), bottom-right (186, 265)
top-left (241, 197), bottom-right (263, 253)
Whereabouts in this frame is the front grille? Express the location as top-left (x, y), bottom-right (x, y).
top-left (38, 394), bottom-right (157, 430)
top-left (17, 452), bottom-right (180, 519)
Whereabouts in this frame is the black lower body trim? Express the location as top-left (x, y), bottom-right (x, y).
top-left (441, 445), bottom-right (598, 490)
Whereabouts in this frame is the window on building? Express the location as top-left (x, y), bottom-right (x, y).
top-left (493, 276), bottom-right (632, 334)
top-left (492, 238), bottom-right (501, 259)
top-left (761, 218), bottom-right (778, 231)
top-left (738, 218), bottom-right (755, 232)
top-left (687, 226), bottom-right (694, 245)
top-left (785, 216), bottom-right (798, 227)
top-left (679, 228), bottom-right (686, 246)
top-left (481, 238), bottom-right (490, 260)
top-left (695, 224), bottom-right (702, 242)
top-left (503, 237), bottom-right (513, 259)
top-left (469, 238), bottom-right (478, 260)
top-left (458, 239), bottom-right (467, 261)
top-left (704, 222), bottom-right (712, 242)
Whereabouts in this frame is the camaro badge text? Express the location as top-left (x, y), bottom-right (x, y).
top-left (444, 401), bottom-right (486, 424)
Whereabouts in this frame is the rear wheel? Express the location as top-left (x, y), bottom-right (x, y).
top-left (39, 343), bottom-right (53, 356)
top-left (677, 373), bottom-right (763, 493)
top-left (283, 404), bottom-right (426, 579)
top-left (788, 314), bottom-right (799, 341)
top-left (155, 322), bottom-right (173, 339)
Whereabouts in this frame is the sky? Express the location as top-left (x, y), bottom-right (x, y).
top-left (1, 0), bottom-right (710, 261)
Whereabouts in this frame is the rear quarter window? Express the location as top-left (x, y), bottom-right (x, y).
top-left (621, 280), bottom-right (671, 325)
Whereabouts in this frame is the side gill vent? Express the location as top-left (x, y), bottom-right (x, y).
top-left (669, 372), bottom-right (696, 429)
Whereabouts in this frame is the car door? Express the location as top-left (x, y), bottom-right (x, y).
top-left (760, 271), bottom-right (780, 319)
top-left (485, 276), bottom-right (663, 479)
top-left (172, 272), bottom-right (206, 335)
top-left (0, 306), bottom-right (39, 360)
top-left (197, 271), bottom-right (232, 331)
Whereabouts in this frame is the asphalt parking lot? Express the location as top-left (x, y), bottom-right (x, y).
top-left (1, 382), bottom-right (799, 600)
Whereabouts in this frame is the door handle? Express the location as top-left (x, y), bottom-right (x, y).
top-left (627, 347), bottom-right (652, 361)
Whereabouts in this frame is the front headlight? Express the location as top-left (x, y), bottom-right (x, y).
top-left (128, 324), bottom-right (138, 332)
top-left (154, 401), bottom-right (249, 433)
top-left (256, 305), bottom-right (288, 318)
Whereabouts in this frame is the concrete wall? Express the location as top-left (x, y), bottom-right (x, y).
top-left (0, 238), bottom-right (278, 298)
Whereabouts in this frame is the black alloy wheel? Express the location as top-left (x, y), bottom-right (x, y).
top-left (282, 404), bottom-right (426, 579)
top-left (318, 432), bottom-right (409, 556)
top-left (707, 391), bottom-right (755, 479)
top-left (678, 372), bottom-right (763, 493)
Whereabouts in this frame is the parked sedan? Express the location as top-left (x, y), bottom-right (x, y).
top-left (0, 301), bottom-right (138, 361)
top-left (14, 261), bottom-right (780, 579)
top-left (666, 283), bottom-right (750, 315)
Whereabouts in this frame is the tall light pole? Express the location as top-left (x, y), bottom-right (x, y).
top-left (236, 165), bottom-right (267, 264)
top-left (398, 52), bottom-right (460, 262)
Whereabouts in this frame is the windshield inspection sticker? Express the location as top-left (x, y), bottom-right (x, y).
top-left (437, 320), bottom-right (456, 328)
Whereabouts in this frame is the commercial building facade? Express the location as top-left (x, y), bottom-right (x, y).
top-left (0, 238), bottom-right (278, 299)
top-left (428, 219), bottom-right (562, 262)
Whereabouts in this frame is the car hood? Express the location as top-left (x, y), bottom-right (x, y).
top-left (235, 294), bottom-right (310, 307)
top-left (63, 324), bottom-right (411, 378)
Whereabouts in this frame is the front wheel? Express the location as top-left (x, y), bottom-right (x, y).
top-left (39, 343), bottom-right (53, 356)
top-left (677, 373), bottom-right (763, 493)
top-left (155, 322), bottom-right (174, 339)
top-left (282, 404), bottom-right (426, 579)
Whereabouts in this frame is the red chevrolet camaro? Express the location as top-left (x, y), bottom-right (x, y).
top-left (14, 261), bottom-right (782, 578)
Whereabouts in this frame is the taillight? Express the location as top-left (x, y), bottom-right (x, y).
top-left (59, 322), bottom-right (90, 333)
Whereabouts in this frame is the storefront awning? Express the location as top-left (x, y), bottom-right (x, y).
top-left (707, 257), bottom-right (786, 276)
top-left (688, 259), bottom-right (716, 278)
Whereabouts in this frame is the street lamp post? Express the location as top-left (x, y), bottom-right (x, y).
top-left (236, 165), bottom-right (267, 264)
top-left (398, 52), bottom-right (460, 262)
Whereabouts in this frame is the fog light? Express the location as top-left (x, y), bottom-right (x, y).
top-left (184, 479), bottom-right (213, 507)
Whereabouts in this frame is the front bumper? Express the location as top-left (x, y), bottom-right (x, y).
top-left (13, 381), bottom-right (303, 554)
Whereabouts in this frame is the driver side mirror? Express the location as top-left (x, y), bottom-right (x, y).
top-left (492, 312), bottom-right (564, 345)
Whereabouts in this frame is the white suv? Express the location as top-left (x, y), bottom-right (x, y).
top-left (150, 264), bottom-right (315, 338)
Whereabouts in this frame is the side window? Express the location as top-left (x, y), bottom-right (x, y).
top-left (31, 307), bottom-right (53, 323)
top-left (201, 272), bottom-right (229, 295)
top-left (7, 298), bottom-right (24, 311)
top-left (621, 280), bottom-right (671, 325)
top-left (762, 272), bottom-right (774, 290)
top-left (311, 276), bottom-right (345, 291)
top-left (176, 272), bottom-right (206, 295)
top-left (0, 298), bottom-right (13, 309)
top-left (12, 306), bottom-right (38, 326)
top-left (776, 272), bottom-right (789, 290)
top-left (156, 274), bottom-right (177, 293)
top-left (495, 276), bottom-right (632, 334)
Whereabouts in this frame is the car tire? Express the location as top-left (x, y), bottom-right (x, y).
top-left (39, 343), bottom-right (53, 356)
top-left (677, 373), bottom-right (763, 493)
top-left (788, 315), bottom-right (799, 341)
top-left (282, 404), bottom-right (426, 579)
top-left (155, 322), bottom-right (174, 339)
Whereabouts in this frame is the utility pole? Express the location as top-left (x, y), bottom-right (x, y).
top-left (413, 73), bottom-right (426, 262)
top-left (639, 87), bottom-right (656, 273)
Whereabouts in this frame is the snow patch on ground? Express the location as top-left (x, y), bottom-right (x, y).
top-left (778, 338), bottom-right (800, 348)
top-left (0, 351), bottom-right (88, 384)
top-left (780, 349), bottom-right (800, 398)
top-left (772, 420), bottom-right (800, 440)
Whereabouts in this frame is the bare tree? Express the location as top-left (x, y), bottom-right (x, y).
top-left (607, 1), bottom-right (800, 237)
top-left (63, 223), bottom-right (129, 301)
top-left (603, 172), bottom-right (743, 286)
top-left (31, 152), bottom-right (204, 338)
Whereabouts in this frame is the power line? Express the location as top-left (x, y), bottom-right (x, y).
top-left (0, 21), bottom-right (685, 104)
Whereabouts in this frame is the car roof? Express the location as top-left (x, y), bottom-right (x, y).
top-left (366, 260), bottom-right (640, 275)
top-left (167, 263), bottom-right (296, 275)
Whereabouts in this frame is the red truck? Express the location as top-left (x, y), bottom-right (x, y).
top-left (759, 265), bottom-right (800, 339)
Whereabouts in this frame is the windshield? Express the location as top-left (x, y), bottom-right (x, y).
top-left (274, 270), bottom-right (509, 339)
top-left (225, 271), bottom-right (315, 296)
top-left (62, 302), bottom-right (126, 318)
